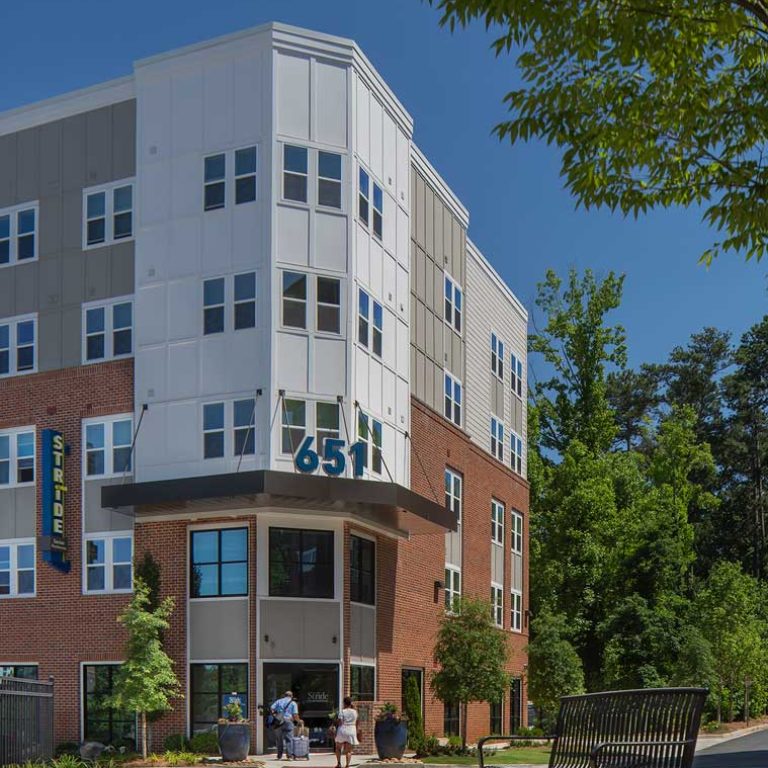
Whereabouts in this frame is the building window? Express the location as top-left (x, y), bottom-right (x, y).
top-left (444, 566), bottom-right (461, 612)
top-left (444, 371), bottom-right (462, 426)
top-left (350, 535), bottom-right (375, 605)
top-left (317, 401), bottom-right (340, 451)
top-left (84, 299), bottom-right (133, 362)
top-left (359, 168), bottom-right (370, 225)
top-left (282, 272), bottom-right (307, 329)
top-left (83, 665), bottom-right (135, 745)
top-left (511, 511), bottom-right (523, 555)
top-left (269, 527), bottom-right (334, 598)
top-left (0, 202), bottom-right (38, 266)
top-left (491, 418), bottom-right (504, 462)
top-left (511, 431), bottom-right (523, 475)
top-left (191, 663), bottom-right (248, 735)
top-left (204, 153), bottom-right (226, 211)
top-left (203, 277), bottom-right (225, 335)
top-left (351, 665), bottom-right (375, 702)
top-left (234, 399), bottom-right (256, 457)
top-left (281, 399), bottom-right (306, 454)
top-left (358, 290), bottom-right (382, 357)
top-left (510, 678), bottom-right (523, 733)
top-left (317, 277), bottom-right (341, 334)
top-left (84, 181), bottom-right (134, 246)
top-left (318, 152), bottom-right (342, 208)
top-left (511, 590), bottom-right (523, 632)
top-left (85, 417), bottom-right (133, 477)
top-left (0, 665), bottom-right (37, 679)
top-left (0, 428), bottom-right (35, 487)
top-left (491, 333), bottom-right (505, 381)
top-left (358, 289), bottom-right (370, 347)
top-left (490, 699), bottom-right (503, 735)
top-left (235, 146), bottom-right (257, 204)
top-left (372, 301), bottom-right (383, 357)
top-left (190, 528), bottom-right (248, 598)
top-left (491, 583), bottom-right (503, 627)
top-left (283, 145), bottom-right (308, 203)
top-left (203, 403), bottom-right (225, 459)
top-left (443, 701), bottom-right (460, 737)
top-left (444, 275), bottom-right (462, 334)
top-left (0, 315), bottom-right (37, 377)
top-left (491, 499), bottom-right (504, 546)
top-left (511, 352), bottom-right (523, 400)
top-left (445, 468), bottom-right (462, 527)
top-left (358, 412), bottom-right (382, 474)
top-left (372, 183), bottom-right (383, 239)
top-left (0, 539), bottom-right (35, 598)
top-left (85, 534), bottom-right (133, 593)
top-left (234, 272), bottom-right (256, 330)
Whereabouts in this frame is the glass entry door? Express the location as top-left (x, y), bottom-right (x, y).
top-left (263, 663), bottom-right (339, 750)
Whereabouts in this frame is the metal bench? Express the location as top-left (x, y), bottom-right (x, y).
top-left (478, 687), bottom-right (708, 768)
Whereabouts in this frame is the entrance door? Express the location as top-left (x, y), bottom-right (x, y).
top-left (263, 663), bottom-right (339, 750)
top-left (401, 667), bottom-right (424, 719)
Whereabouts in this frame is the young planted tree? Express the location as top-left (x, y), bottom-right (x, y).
top-left (109, 578), bottom-right (182, 757)
top-left (431, 597), bottom-right (510, 748)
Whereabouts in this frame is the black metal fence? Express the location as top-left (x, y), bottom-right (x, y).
top-left (0, 677), bottom-right (54, 766)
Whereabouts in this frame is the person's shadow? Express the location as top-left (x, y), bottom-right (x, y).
top-left (695, 750), bottom-right (768, 767)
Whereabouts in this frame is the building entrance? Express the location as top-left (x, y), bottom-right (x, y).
top-left (263, 662), bottom-right (340, 751)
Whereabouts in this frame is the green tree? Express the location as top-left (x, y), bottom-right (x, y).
top-left (431, 597), bottom-right (510, 748)
top-left (403, 674), bottom-right (425, 749)
top-left (526, 611), bottom-right (585, 729)
top-left (606, 368), bottom-right (660, 452)
top-left (432, 1), bottom-right (768, 263)
top-left (134, 551), bottom-right (162, 612)
top-left (109, 578), bottom-right (182, 758)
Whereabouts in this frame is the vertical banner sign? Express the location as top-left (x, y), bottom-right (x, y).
top-left (41, 428), bottom-right (70, 573)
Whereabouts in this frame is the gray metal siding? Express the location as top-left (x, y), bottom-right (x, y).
top-left (189, 599), bottom-right (249, 660)
top-left (260, 599), bottom-right (341, 660)
top-left (0, 100), bottom-right (136, 372)
top-left (350, 603), bottom-right (376, 660)
top-left (83, 478), bottom-right (134, 533)
top-left (0, 487), bottom-right (35, 539)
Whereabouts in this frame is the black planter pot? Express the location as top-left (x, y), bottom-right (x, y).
top-left (217, 722), bottom-right (251, 761)
top-left (374, 717), bottom-right (408, 760)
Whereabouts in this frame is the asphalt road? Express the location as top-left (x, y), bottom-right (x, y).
top-left (694, 728), bottom-right (768, 767)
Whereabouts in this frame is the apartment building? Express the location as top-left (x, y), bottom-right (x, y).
top-left (0, 23), bottom-right (529, 750)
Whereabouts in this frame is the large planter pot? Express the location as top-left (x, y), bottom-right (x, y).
top-left (217, 722), bottom-right (251, 762)
top-left (374, 717), bottom-right (408, 760)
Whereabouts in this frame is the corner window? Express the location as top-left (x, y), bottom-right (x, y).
top-left (269, 527), bottom-right (334, 598)
top-left (282, 272), bottom-right (307, 329)
top-left (350, 535), bottom-right (375, 605)
top-left (372, 183), bottom-right (383, 239)
top-left (444, 275), bottom-right (462, 334)
top-left (491, 417), bottom-right (504, 462)
top-left (190, 527), bottom-right (248, 598)
top-left (83, 298), bottom-right (133, 362)
top-left (191, 663), bottom-right (248, 735)
top-left (373, 301), bottom-right (383, 357)
top-left (0, 315), bottom-right (37, 377)
top-left (511, 590), bottom-right (522, 632)
top-left (281, 399), bottom-right (306, 454)
top-left (351, 665), bottom-right (375, 702)
top-left (83, 665), bottom-right (135, 745)
top-left (358, 289), bottom-right (370, 347)
top-left (234, 399), bottom-right (256, 457)
top-left (283, 145), bottom-right (308, 203)
top-left (511, 430), bottom-right (523, 475)
top-left (491, 333), bottom-right (505, 381)
top-left (445, 469), bottom-right (462, 527)
top-left (0, 202), bottom-right (38, 266)
top-left (317, 277), bottom-right (341, 334)
top-left (511, 511), bottom-right (523, 556)
top-left (85, 417), bottom-right (132, 477)
top-left (85, 533), bottom-right (133, 593)
top-left (83, 181), bottom-right (134, 247)
top-left (203, 278), bottom-right (225, 335)
top-left (491, 499), bottom-right (504, 546)
top-left (204, 153), bottom-right (226, 211)
top-left (358, 289), bottom-right (382, 358)
top-left (444, 371), bottom-right (462, 427)
top-left (511, 352), bottom-right (523, 399)
top-left (358, 168), bottom-right (370, 225)
top-left (317, 402), bottom-right (340, 451)
top-left (491, 584), bottom-right (503, 627)
top-left (0, 428), bottom-right (35, 487)
top-left (444, 566), bottom-right (461, 612)
top-left (234, 272), bottom-right (257, 330)
top-left (203, 402), bottom-right (225, 459)
top-left (358, 412), bottom-right (382, 474)
top-left (318, 152), bottom-right (342, 208)
top-left (235, 146), bottom-right (257, 204)
top-left (0, 539), bottom-right (35, 598)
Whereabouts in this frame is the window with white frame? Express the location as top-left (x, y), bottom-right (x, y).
top-left (490, 417), bottom-right (504, 462)
top-left (203, 277), bottom-right (225, 335)
top-left (202, 400), bottom-right (256, 460)
top-left (0, 539), bottom-right (35, 597)
top-left (511, 590), bottom-right (522, 632)
top-left (445, 566), bottom-right (461, 611)
top-left (283, 145), bottom-right (308, 203)
top-left (0, 315), bottom-right (36, 377)
top-left (282, 399), bottom-right (306, 455)
top-left (444, 371), bottom-right (462, 427)
top-left (492, 499), bottom-right (504, 545)
top-left (0, 202), bottom-right (38, 266)
top-left (204, 147), bottom-right (258, 211)
top-left (511, 510), bottom-right (523, 555)
top-left (317, 277), bottom-right (341, 334)
top-left (84, 417), bottom-right (132, 477)
top-left (204, 273), bottom-right (256, 334)
top-left (372, 182), bottom-right (383, 239)
top-left (234, 272), bottom-right (256, 330)
top-left (511, 352), bottom-right (523, 399)
top-left (204, 153), bottom-right (226, 210)
top-left (358, 289), bottom-right (382, 357)
top-left (317, 402), bottom-right (340, 451)
top-left (491, 583), bottom-right (504, 627)
top-left (444, 275), bottom-right (463, 334)
top-left (445, 468), bottom-right (462, 527)
top-left (234, 146), bottom-right (257, 204)
top-left (83, 299), bottom-right (133, 362)
top-left (358, 168), bottom-right (370, 225)
top-left (358, 289), bottom-right (370, 347)
top-left (84, 533), bottom-right (133, 593)
top-left (203, 402), bottom-right (225, 459)
top-left (233, 399), bottom-right (256, 457)
top-left (358, 412), bottom-right (383, 474)
top-left (318, 152), bottom-right (342, 208)
top-left (282, 272), bottom-right (307, 330)
top-left (491, 333), bottom-right (505, 381)
top-left (0, 428), bottom-right (35, 487)
top-left (511, 430), bottom-right (523, 475)
top-left (84, 181), bottom-right (134, 247)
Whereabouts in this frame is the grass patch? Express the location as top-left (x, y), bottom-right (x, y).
top-left (422, 746), bottom-right (552, 765)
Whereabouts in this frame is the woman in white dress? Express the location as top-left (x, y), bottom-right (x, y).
top-left (334, 697), bottom-right (359, 768)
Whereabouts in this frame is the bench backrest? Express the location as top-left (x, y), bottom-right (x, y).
top-left (549, 687), bottom-right (707, 768)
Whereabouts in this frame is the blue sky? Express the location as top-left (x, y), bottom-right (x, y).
top-left (1, 0), bottom-right (765, 371)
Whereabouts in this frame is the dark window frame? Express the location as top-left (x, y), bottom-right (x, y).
top-left (268, 527), bottom-right (334, 599)
top-left (190, 662), bottom-right (248, 736)
top-left (83, 664), bottom-right (136, 746)
top-left (350, 535), bottom-right (375, 605)
top-left (443, 701), bottom-right (461, 738)
top-left (190, 527), bottom-right (248, 599)
top-left (0, 664), bottom-right (37, 679)
top-left (350, 664), bottom-right (375, 702)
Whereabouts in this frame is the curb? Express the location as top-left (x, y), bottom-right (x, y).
top-left (696, 722), bottom-right (768, 752)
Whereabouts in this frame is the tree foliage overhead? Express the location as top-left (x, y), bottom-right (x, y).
top-left (432, 0), bottom-right (768, 262)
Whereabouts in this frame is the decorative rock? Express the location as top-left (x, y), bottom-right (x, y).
top-left (80, 742), bottom-right (106, 760)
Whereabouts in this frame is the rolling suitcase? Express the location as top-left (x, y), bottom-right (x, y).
top-left (292, 735), bottom-right (310, 760)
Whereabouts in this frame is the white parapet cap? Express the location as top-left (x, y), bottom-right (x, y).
top-left (411, 144), bottom-right (470, 229)
top-left (467, 237), bottom-right (528, 321)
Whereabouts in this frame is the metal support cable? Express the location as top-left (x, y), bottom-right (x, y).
top-left (353, 400), bottom-right (394, 483)
top-left (405, 429), bottom-right (441, 504)
top-left (237, 389), bottom-right (262, 472)
top-left (121, 403), bottom-right (148, 484)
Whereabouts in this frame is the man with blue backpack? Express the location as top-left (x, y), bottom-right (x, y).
top-left (270, 690), bottom-right (299, 760)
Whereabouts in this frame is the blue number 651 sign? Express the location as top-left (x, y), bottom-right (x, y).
top-left (294, 436), bottom-right (366, 478)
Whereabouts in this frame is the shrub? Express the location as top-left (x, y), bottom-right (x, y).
top-left (163, 735), bottom-right (190, 752)
top-left (51, 756), bottom-right (85, 768)
top-left (162, 751), bottom-right (202, 766)
top-left (702, 720), bottom-right (723, 734)
top-left (189, 731), bottom-right (220, 755)
top-left (515, 726), bottom-right (545, 738)
top-left (55, 744), bottom-right (80, 758)
top-left (412, 735), bottom-right (440, 757)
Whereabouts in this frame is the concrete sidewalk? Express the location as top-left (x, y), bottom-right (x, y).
top-left (695, 721), bottom-right (768, 752)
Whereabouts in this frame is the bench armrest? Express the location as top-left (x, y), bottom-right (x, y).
top-left (477, 734), bottom-right (557, 768)
top-left (590, 738), bottom-right (696, 768)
